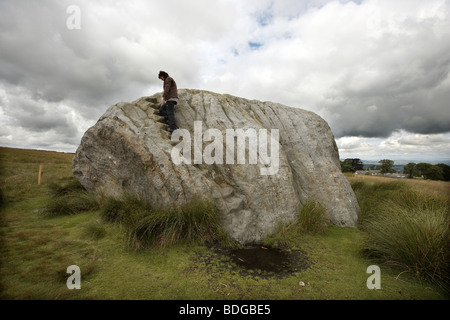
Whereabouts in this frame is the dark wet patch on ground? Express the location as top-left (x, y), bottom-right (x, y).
top-left (196, 245), bottom-right (311, 279)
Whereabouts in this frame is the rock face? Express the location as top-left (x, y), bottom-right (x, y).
top-left (73, 89), bottom-right (359, 244)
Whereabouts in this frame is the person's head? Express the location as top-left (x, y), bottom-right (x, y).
top-left (158, 71), bottom-right (168, 81)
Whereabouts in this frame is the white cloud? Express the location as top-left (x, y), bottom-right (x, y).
top-left (194, 1), bottom-right (450, 145)
top-left (337, 130), bottom-right (450, 161)
top-left (0, 0), bottom-right (449, 161)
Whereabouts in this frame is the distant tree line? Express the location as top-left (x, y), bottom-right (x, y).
top-left (403, 162), bottom-right (450, 181)
top-left (340, 158), bottom-right (450, 181)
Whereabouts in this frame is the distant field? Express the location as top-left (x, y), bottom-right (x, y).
top-left (0, 147), bottom-right (448, 300)
top-left (346, 173), bottom-right (450, 201)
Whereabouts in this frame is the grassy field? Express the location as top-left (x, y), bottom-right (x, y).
top-left (0, 147), bottom-right (448, 300)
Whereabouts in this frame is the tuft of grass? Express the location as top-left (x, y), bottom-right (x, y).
top-left (298, 200), bottom-right (328, 234)
top-left (82, 220), bottom-right (107, 240)
top-left (41, 179), bottom-right (99, 217)
top-left (264, 200), bottom-right (328, 248)
top-left (351, 179), bottom-right (409, 229)
top-left (101, 196), bottom-right (231, 249)
top-left (99, 195), bottom-right (146, 225)
top-left (352, 179), bottom-right (450, 292)
top-left (47, 179), bottom-right (86, 197)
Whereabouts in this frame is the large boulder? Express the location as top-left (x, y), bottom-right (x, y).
top-left (73, 89), bottom-right (359, 244)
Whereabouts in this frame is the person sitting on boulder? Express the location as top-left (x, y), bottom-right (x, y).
top-left (158, 71), bottom-right (178, 133)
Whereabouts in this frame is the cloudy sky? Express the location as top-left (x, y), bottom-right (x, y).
top-left (1, 0), bottom-right (449, 161)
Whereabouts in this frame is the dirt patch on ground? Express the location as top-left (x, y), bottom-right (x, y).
top-left (196, 245), bottom-right (311, 279)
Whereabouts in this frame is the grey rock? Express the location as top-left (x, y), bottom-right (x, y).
top-left (73, 89), bottom-right (359, 244)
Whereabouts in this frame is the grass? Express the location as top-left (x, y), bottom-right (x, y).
top-left (349, 178), bottom-right (449, 292)
top-left (0, 147), bottom-right (448, 299)
top-left (41, 179), bottom-right (99, 217)
top-left (100, 195), bottom-right (231, 249)
top-left (350, 179), bottom-right (409, 228)
top-left (263, 200), bottom-right (328, 248)
top-left (298, 200), bottom-right (328, 234)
